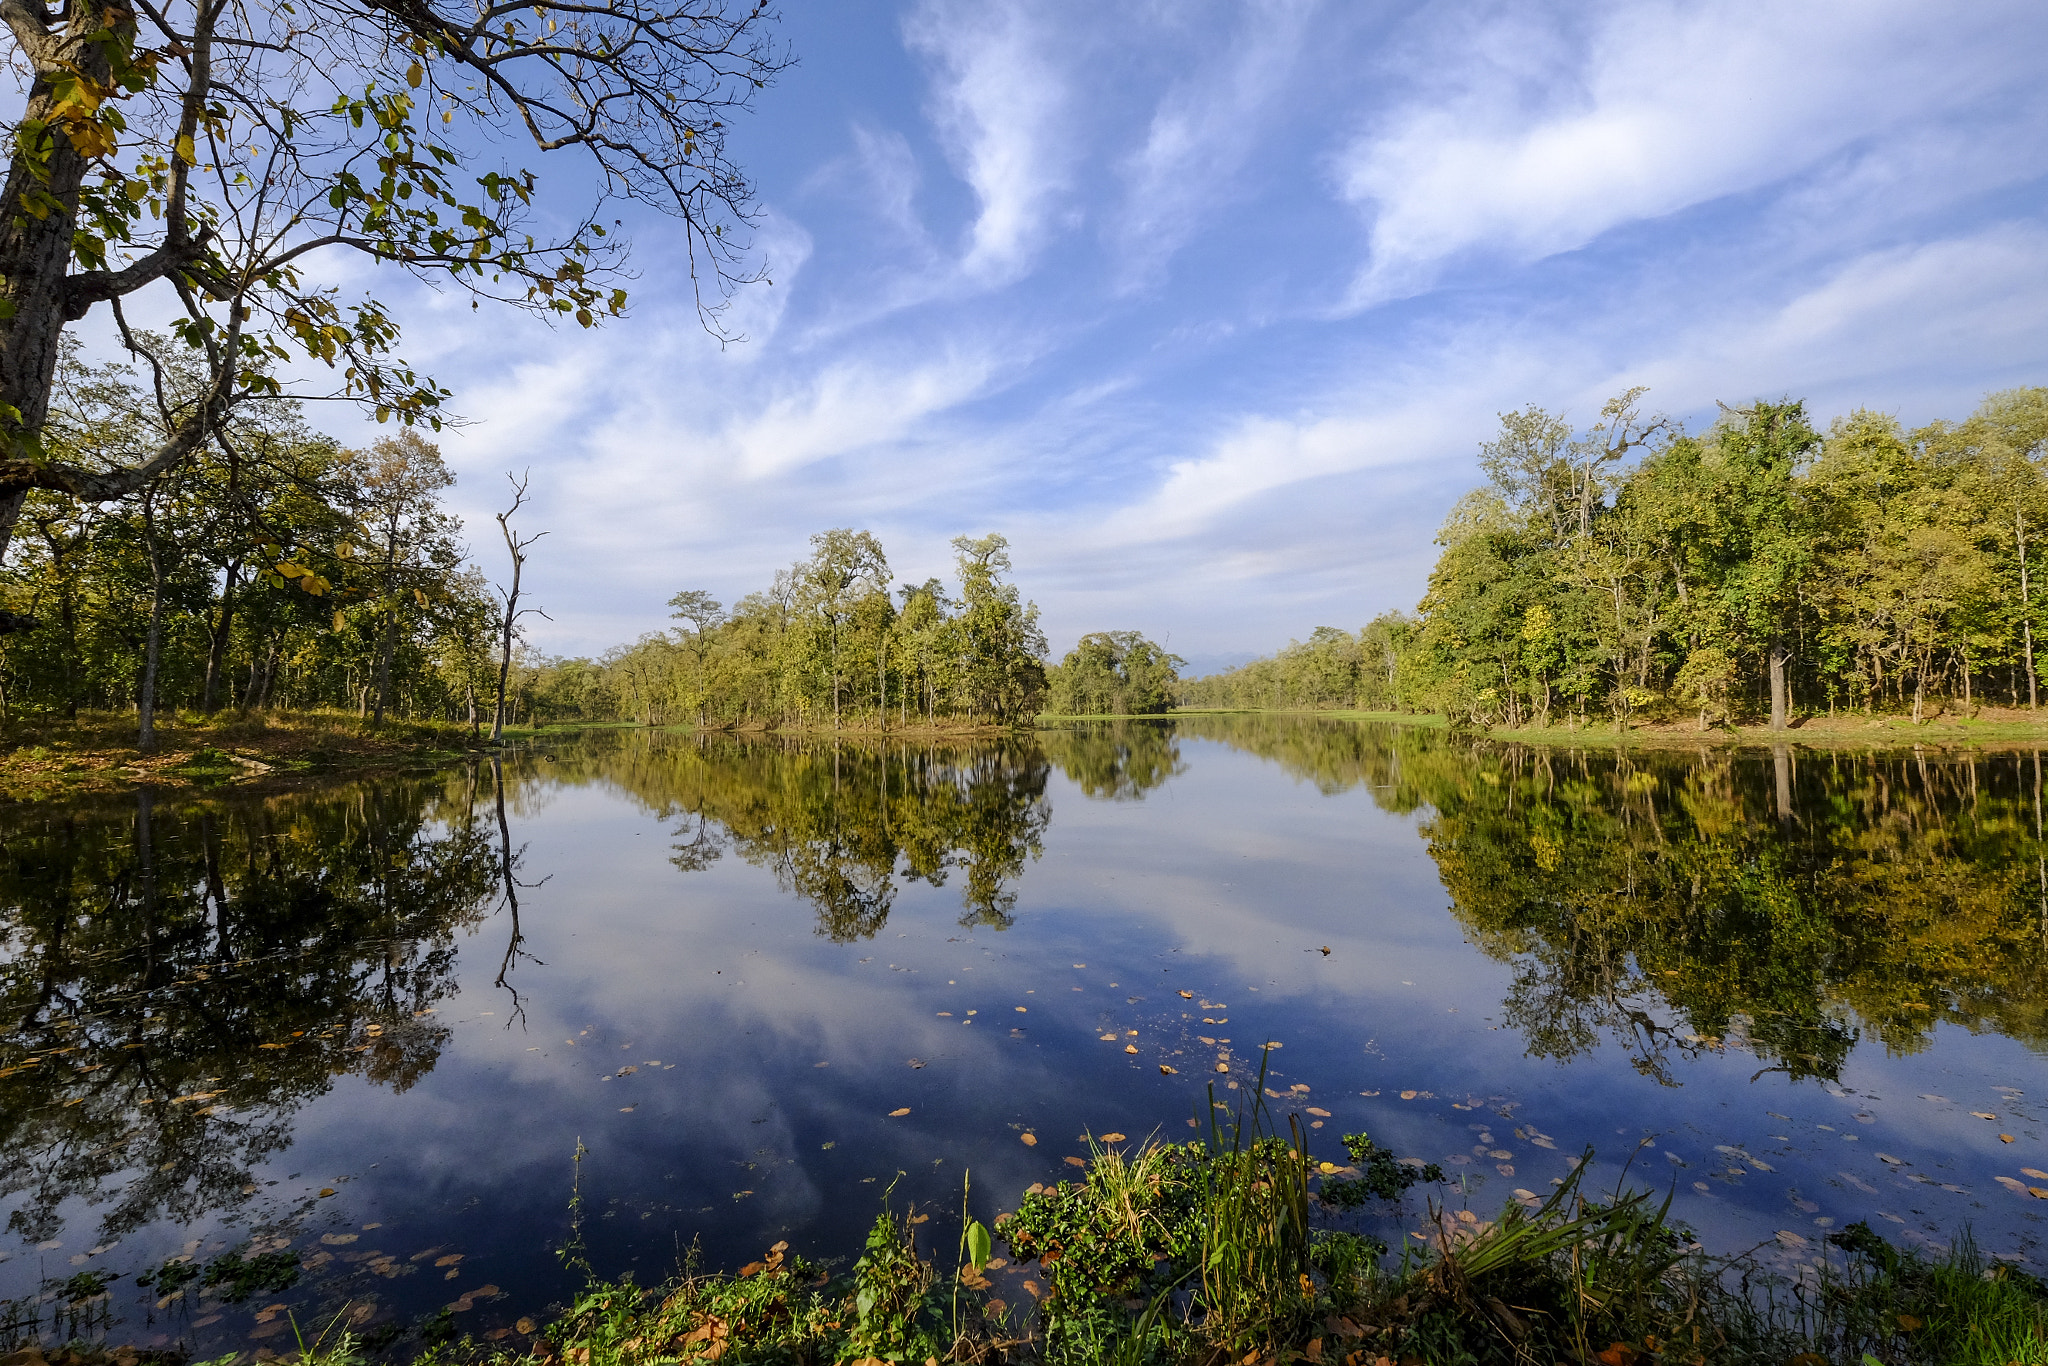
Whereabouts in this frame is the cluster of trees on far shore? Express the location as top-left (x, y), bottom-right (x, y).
top-left (1185, 385), bottom-right (2048, 728)
top-left (557, 531), bottom-right (1052, 729)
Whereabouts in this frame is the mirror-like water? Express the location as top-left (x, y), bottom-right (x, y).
top-left (7, 718), bottom-right (2048, 1353)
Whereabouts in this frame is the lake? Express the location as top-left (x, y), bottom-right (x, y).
top-left (6, 717), bottom-right (2048, 1354)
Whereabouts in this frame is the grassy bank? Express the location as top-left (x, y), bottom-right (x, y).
top-left (0, 710), bottom-right (502, 802)
top-left (83, 1099), bottom-right (2048, 1366)
top-left (1124, 706), bottom-right (2048, 750)
top-left (478, 1139), bottom-right (2045, 1366)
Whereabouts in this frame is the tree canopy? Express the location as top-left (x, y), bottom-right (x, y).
top-left (0, 0), bottom-right (786, 575)
top-left (1186, 385), bottom-right (2048, 730)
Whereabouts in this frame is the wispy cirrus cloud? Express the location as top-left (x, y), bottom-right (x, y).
top-left (902, 0), bottom-right (1074, 287)
top-left (1108, 0), bottom-right (1318, 291)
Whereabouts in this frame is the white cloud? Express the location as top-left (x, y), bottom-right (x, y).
top-left (1336, 0), bottom-right (2047, 305)
top-left (1110, 0), bottom-right (1316, 289)
top-left (716, 351), bottom-right (998, 480)
top-left (903, 0), bottom-right (1072, 285)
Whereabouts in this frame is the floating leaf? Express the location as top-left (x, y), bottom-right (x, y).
top-left (1064, 1156), bottom-right (1087, 1168)
top-left (319, 1188), bottom-right (337, 1197)
top-left (1101, 1132), bottom-right (1126, 1143)
top-left (2003, 1134), bottom-right (2017, 1143)
top-left (1178, 991), bottom-right (1192, 999)
top-left (1972, 1111), bottom-right (1998, 1120)
top-left (1307, 1107), bottom-right (1331, 1118)
top-left (1124, 1045), bottom-right (1139, 1055)
top-left (1400, 1091), bottom-right (1418, 1100)
top-left (888, 1108), bottom-right (911, 1117)
top-left (1019, 1133), bottom-right (1037, 1146)
top-left (1995, 1176), bottom-right (2027, 1193)
top-left (2024, 1168), bottom-right (2048, 1180)
top-left (1159, 1065), bottom-right (1177, 1075)
top-left (1099, 1033), bottom-right (1119, 1042)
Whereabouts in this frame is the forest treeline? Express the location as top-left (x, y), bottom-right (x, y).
top-left (583, 530), bottom-right (1052, 729)
top-left (1183, 386), bottom-right (2048, 728)
top-left (0, 346), bottom-right (512, 734)
top-left (0, 347), bottom-right (1065, 738)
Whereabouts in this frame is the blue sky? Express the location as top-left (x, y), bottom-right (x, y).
top-left (368, 0), bottom-right (2048, 673)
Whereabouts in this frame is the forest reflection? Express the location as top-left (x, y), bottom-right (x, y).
top-left (1175, 713), bottom-right (2048, 1085)
top-left (0, 772), bottom-right (502, 1246)
top-left (535, 731), bottom-right (1054, 939)
top-left (11, 719), bottom-right (2047, 1253)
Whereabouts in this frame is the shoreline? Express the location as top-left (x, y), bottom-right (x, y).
top-left (1133, 706), bottom-right (2048, 751)
top-left (20, 1128), bottom-right (2041, 1366)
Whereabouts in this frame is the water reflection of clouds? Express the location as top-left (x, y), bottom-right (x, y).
top-left (15, 727), bottom-right (2048, 1353)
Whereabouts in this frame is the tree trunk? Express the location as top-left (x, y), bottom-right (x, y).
top-left (1768, 642), bottom-right (1789, 731)
top-left (200, 561), bottom-right (241, 711)
top-left (492, 612), bottom-right (515, 743)
top-left (372, 609), bottom-right (398, 724)
top-left (2028, 622), bottom-right (2039, 714)
top-left (137, 496), bottom-right (166, 753)
top-left (0, 4), bottom-right (125, 565)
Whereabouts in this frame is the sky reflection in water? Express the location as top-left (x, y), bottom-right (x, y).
top-left (6, 719), bottom-right (2048, 1352)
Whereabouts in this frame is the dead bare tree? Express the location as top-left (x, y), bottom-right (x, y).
top-left (490, 472), bottom-right (548, 744)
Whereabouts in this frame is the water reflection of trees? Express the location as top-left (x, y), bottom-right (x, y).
top-left (1038, 722), bottom-right (1184, 800)
top-left (0, 777), bottom-right (501, 1244)
top-left (526, 732), bottom-right (1051, 939)
top-left (1178, 714), bottom-right (2048, 1084)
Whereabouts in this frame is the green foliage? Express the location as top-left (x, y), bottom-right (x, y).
top-left (1046, 630), bottom-right (1185, 715)
top-left (1319, 1131), bottom-right (1446, 1207)
top-left (1192, 385), bottom-right (2048, 729)
top-left (595, 530), bottom-right (1048, 731)
top-left (196, 1246), bottom-right (302, 1302)
top-left (0, 348), bottom-right (502, 728)
top-left (1181, 614), bottom-right (1414, 712)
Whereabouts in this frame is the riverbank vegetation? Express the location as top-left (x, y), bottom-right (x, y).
top-left (0, 352), bottom-right (511, 740)
top-left (1183, 386), bottom-right (2048, 733)
top-left (161, 1113), bottom-right (2048, 1366)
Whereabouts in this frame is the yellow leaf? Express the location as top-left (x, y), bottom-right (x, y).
top-left (1019, 1133), bottom-right (1036, 1146)
top-left (406, 62), bottom-right (424, 88)
top-left (888, 1108), bottom-right (910, 1118)
top-left (1100, 1133), bottom-right (1126, 1143)
top-left (174, 132), bottom-right (196, 165)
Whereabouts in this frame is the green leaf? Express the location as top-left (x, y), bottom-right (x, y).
top-left (965, 1220), bottom-right (991, 1271)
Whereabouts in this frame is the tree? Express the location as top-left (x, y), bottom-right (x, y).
top-left (949, 534), bottom-right (1046, 723)
top-left (344, 432), bottom-right (459, 724)
top-left (1047, 630), bottom-right (1185, 716)
top-left (490, 474), bottom-right (545, 742)
top-left (1703, 401), bottom-right (1820, 730)
top-left (794, 529), bottom-right (888, 728)
top-left (0, 0), bottom-right (788, 581)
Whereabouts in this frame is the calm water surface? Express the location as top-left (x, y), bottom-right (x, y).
top-left (7, 718), bottom-right (2048, 1352)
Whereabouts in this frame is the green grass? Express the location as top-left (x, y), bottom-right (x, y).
top-left (1105, 704), bottom-right (2048, 750)
top-left (319, 1090), bottom-right (2048, 1365)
